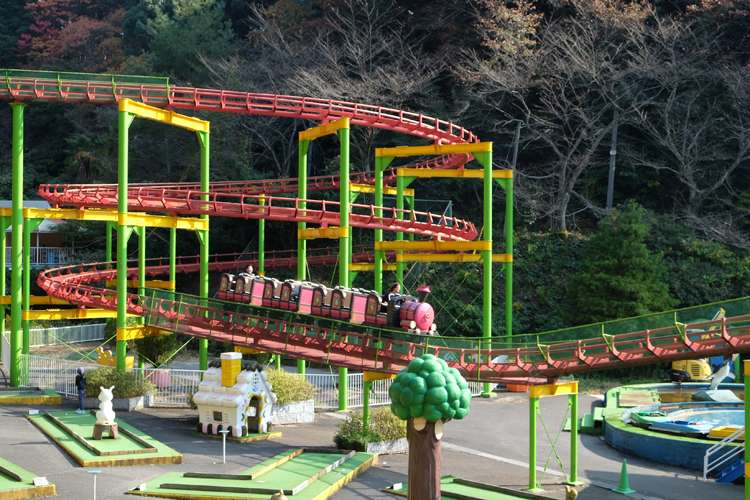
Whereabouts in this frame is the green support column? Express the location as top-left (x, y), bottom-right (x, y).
top-left (138, 226), bottom-right (146, 325)
top-left (746, 360), bottom-right (750, 500)
top-left (363, 380), bottom-right (372, 430)
top-left (259, 198), bottom-right (266, 275)
top-left (338, 127), bottom-right (350, 412)
top-left (474, 149), bottom-right (495, 397)
top-left (395, 175), bottom-right (404, 285)
top-left (374, 157), bottom-right (384, 294)
top-left (22, 217), bottom-right (41, 376)
top-left (298, 140), bottom-right (309, 375)
top-left (10, 102), bottom-right (25, 387)
top-left (0, 217), bottom-right (7, 339)
top-left (117, 108), bottom-right (135, 371)
top-left (106, 221), bottom-right (113, 268)
top-left (407, 196), bottom-right (415, 242)
top-left (505, 175), bottom-right (513, 342)
top-left (170, 223), bottom-right (176, 295)
top-left (197, 131), bottom-right (210, 372)
top-left (528, 396), bottom-right (542, 492)
top-left (568, 392), bottom-right (580, 485)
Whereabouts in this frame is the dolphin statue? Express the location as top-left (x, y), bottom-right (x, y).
top-left (707, 361), bottom-right (735, 391)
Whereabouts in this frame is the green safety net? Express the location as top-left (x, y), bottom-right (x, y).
top-left (1, 68), bottom-right (168, 86)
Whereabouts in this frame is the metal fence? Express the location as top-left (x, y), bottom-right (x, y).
top-left (28, 323), bottom-right (107, 348)
top-left (20, 355), bottom-right (203, 406)
top-left (5, 246), bottom-right (72, 268)
top-left (20, 355), bottom-right (486, 410)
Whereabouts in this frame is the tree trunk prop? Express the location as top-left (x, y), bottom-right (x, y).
top-left (407, 418), bottom-right (444, 500)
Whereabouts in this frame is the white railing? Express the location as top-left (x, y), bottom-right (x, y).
top-left (5, 246), bottom-right (72, 267)
top-left (20, 355), bottom-right (203, 406)
top-left (28, 323), bottom-right (107, 347)
top-left (20, 355), bottom-right (487, 409)
top-left (1, 330), bottom-right (9, 369)
top-left (300, 372), bottom-right (485, 410)
top-left (704, 426), bottom-right (745, 481)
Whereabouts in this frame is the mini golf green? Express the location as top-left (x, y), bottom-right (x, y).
top-left (0, 388), bottom-right (60, 406)
top-left (383, 476), bottom-right (556, 499)
top-left (27, 411), bottom-right (182, 467)
top-left (0, 457), bottom-right (55, 500)
top-left (127, 448), bottom-right (377, 499)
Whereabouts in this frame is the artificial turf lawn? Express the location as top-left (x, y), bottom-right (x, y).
top-left (127, 450), bottom-right (377, 499)
top-left (383, 476), bottom-right (555, 499)
top-left (0, 389), bottom-right (61, 406)
top-left (26, 411), bottom-right (182, 467)
top-left (0, 457), bottom-right (55, 499)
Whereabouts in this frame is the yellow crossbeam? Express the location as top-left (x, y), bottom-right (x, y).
top-left (116, 325), bottom-right (169, 341)
top-left (350, 184), bottom-right (414, 197)
top-left (349, 263), bottom-right (398, 272)
top-left (530, 381), bottom-right (578, 399)
top-left (375, 241), bottom-right (492, 252)
top-left (119, 99), bottom-right (210, 133)
top-left (118, 212), bottom-right (208, 231)
top-left (235, 346), bottom-right (263, 355)
top-left (376, 142), bottom-right (492, 158)
top-left (396, 254), bottom-right (513, 263)
top-left (364, 372), bottom-right (397, 382)
top-left (298, 227), bottom-right (349, 240)
top-left (0, 296), bottom-right (68, 305)
top-left (23, 309), bottom-right (137, 320)
top-left (397, 169), bottom-right (512, 179)
top-left (105, 280), bottom-right (175, 289)
top-left (9, 207), bottom-right (207, 231)
top-left (299, 117), bottom-right (350, 141)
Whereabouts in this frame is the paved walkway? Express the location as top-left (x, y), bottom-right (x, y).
top-left (0, 368), bottom-right (743, 499)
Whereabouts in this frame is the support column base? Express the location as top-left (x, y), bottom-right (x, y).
top-left (480, 392), bottom-right (497, 398)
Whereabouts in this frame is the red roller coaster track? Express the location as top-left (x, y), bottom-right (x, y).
top-left (5, 73), bottom-right (750, 382)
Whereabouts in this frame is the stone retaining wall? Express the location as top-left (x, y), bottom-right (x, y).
top-left (268, 399), bottom-right (314, 425)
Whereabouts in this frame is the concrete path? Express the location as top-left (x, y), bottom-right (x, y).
top-left (0, 378), bottom-right (743, 499)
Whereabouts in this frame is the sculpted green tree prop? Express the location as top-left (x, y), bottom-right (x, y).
top-left (389, 354), bottom-right (471, 500)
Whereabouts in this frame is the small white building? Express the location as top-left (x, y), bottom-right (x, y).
top-left (193, 352), bottom-right (277, 437)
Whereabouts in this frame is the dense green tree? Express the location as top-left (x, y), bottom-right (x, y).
top-left (122, 0), bottom-right (238, 82)
top-left (565, 204), bottom-right (678, 324)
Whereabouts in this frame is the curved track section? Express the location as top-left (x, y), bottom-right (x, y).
top-left (37, 258), bottom-right (750, 382)
top-left (10, 72), bottom-right (750, 381)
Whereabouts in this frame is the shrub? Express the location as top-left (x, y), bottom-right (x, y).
top-left (333, 406), bottom-right (407, 450)
top-left (265, 369), bottom-right (315, 405)
top-left (84, 367), bottom-right (156, 399)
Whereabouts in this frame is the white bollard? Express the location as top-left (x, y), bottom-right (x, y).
top-left (219, 430), bottom-right (230, 464)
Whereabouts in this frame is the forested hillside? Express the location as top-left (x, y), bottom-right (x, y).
top-left (3, 0), bottom-right (750, 337)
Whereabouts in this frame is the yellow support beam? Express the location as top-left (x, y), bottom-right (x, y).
top-left (396, 253), bottom-right (513, 263)
top-left (0, 295), bottom-right (68, 305)
top-left (105, 280), bottom-right (175, 289)
top-left (375, 241), bottom-right (492, 252)
top-left (298, 226), bottom-right (349, 240)
top-left (397, 168), bottom-right (512, 179)
top-left (529, 381), bottom-right (578, 399)
top-left (349, 262), bottom-right (398, 272)
top-left (350, 183), bottom-right (414, 197)
top-left (118, 212), bottom-right (208, 231)
top-left (235, 346), bottom-right (263, 355)
top-left (13, 207), bottom-right (207, 231)
top-left (363, 372), bottom-right (397, 382)
top-left (23, 309), bottom-right (137, 320)
top-left (116, 325), bottom-right (169, 341)
top-left (119, 99), bottom-right (210, 133)
top-left (376, 142), bottom-right (492, 158)
top-left (299, 117), bottom-right (350, 141)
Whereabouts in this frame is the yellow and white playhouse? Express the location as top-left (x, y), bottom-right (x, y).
top-left (193, 352), bottom-right (277, 437)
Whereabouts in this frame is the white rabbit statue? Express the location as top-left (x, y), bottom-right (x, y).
top-left (95, 385), bottom-right (116, 425)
